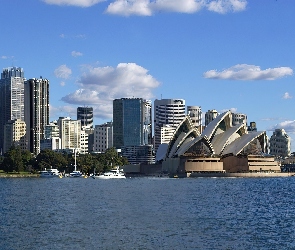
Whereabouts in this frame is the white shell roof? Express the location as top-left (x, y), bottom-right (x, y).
top-left (202, 111), bottom-right (231, 141)
top-left (222, 131), bottom-right (266, 156)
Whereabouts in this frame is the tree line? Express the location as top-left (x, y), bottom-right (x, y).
top-left (0, 146), bottom-right (129, 174)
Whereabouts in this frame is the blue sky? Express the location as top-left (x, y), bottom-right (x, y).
top-left (1, 0), bottom-right (295, 150)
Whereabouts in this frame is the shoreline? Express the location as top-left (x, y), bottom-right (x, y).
top-left (0, 174), bottom-right (39, 178)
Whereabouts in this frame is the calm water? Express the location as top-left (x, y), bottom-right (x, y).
top-left (1, 176), bottom-right (295, 250)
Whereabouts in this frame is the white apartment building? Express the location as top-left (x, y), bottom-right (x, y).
top-left (187, 106), bottom-right (202, 133)
top-left (269, 129), bottom-right (291, 158)
top-left (154, 99), bottom-right (186, 151)
top-left (205, 109), bottom-right (218, 126)
top-left (80, 129), bottom-right (89, 154)
top-left (94, 122), bottom-right (113, 153)
top-left (232, 113), bottom-right (247, 126)
top-left (57, 117), bottom-right (81, 152)
top-left (3, 119), bottom-right (27, 153)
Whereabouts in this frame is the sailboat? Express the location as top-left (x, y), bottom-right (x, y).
top-left (69, 149), bottom-right (83, 177)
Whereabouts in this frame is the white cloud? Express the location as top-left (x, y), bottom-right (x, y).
top-left (1, 55), bottom-right (14, 59)
top-left (269, 121), bottom-right (295, 133)
top-left (203, 64), bottom-right (293, 80)
top-left (60, 81), bottom-right (66, 87)
top-left (207, 0), bottom-right (247, 14)
top-left (54, 65), bottom-right (72, 79)
top-left (282, 92), bottom-right (292, 99)
top-left (61, 62), bottom-right (160, 120)
top-left (50, 105), bottom-right (77, 120)
top-left (106, 0), bottom-right (152, 16)
top-left (71, 51), bottom-right (83, 57)
top-left (42, 0), bottom-right (105, 7)
top-left (106, 0), bottom-right (247, 16)
top-left (220, 107), bottom-right (238, 113)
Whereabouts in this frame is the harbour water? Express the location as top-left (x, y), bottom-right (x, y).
top-left (1, 177), bottom-right (295, 249)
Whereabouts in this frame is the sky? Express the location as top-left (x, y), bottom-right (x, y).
top-left (1, 0), bottom-right (295, 150)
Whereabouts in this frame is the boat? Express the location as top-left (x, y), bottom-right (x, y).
top-left (40, 168), bottom-right (61, 178)
top-left (69, 170), bottom-right (83, 178)
top-left (95, 166), bottom-right (126, 179)
top-left (69, 149), bottom-right (83, 178)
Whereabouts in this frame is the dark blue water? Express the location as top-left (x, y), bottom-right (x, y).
top-left (1, 177), bottom-right (295, 250)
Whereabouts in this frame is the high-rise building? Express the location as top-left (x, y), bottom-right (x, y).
top-left (57, 117), bottom-right (81, 152)
top-left (24, 78), bottom-right (49, 155)
top-left (77, 106), bottom-right (93, 128)
top-left (94, 122), bottom-right (113, 153)
top-left (3, 119), bottom-right (27, 153)
top-left (232, 113), bottom-right (247, 126)
top-left (205, 109), bottom-right (218, 126)
top-left (187, 106), bottom-right (202, 133)
top-left (154, 99), bottom-right (186, 151)
top-left (269, 129), bottom-right (291, 158)
top-left (0, 67), bottom-right (25, 152)
top-left (113, 98), bottom-right (152, 148)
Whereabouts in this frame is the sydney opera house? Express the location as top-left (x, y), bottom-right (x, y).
top-left (156, 110), bottom-right (281, 177)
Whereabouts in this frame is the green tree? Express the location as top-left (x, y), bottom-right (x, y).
top-left (2, 146), bottom-right (24, 173)
top-left (34, 149), bottom-right (68, 171)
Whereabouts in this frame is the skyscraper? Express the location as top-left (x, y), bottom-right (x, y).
top-left (113, 98), bottom-right (152, 148)
top-left (0, 67), bottom-right (25, 152)
top-left (24, 78), bottom-right (50, 155)
top-left (77, 106), bottom-right (93, 128)
top-left (154, 99), bottom-right (186, 151)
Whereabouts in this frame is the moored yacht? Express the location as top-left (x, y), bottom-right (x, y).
top-left (95, 166), bottom-right (126, 179)
top-left (40, 168), bottom-right (61, 178)
top-left (69, 170), bottom-right (83, 178)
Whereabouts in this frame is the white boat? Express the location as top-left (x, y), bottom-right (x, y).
top-left (95, 167), bottom-right (126, 179)
top-left (69, 148), bottom-right (83, 178)
top-left (69, 170), bottom-right (83, 178)
top-left (40, 168), bottom-right (61, 178)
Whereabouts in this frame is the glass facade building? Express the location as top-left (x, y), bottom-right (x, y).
top-left (77, 106), bottom-right (93, 128)
top-left (113, 98), bottom-right (152, 149)
top-left (0, 67), bottom-right (25, 152)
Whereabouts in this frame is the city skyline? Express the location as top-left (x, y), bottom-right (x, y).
top-left (1, 0), bottom-right (294, 150)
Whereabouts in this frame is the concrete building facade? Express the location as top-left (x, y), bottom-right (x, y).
top-left (3, 119), bottom-right (27, 153)
top-left (205, 109), bottom-right (218, 126)
top-left (154, 99), bottom-right (186, 151)
top-left (187, 106), bottom-right (202, 133)
top-left (269, 129), bottom-right (291, 158)
top-left (94, 122), bottom-right (113, 153)
top-left (57, 117), bottom-right (81, 152)
top-left (24, 78), bottom-right (49, 155)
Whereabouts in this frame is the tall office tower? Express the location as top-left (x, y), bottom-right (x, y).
top-left (0, 67), bottom-right (25, 152)
top-left (187, 106), bottom-right (202, 133)
top-left (24, 78), bottom-right (49, 155)
top-left (94, 122), bottom-right (113, 153)
top-left (57, 117), bottom-right (81, 152)
top-left (269, 129), bottom-right (291, 158)
top-left (154, 99), bottom-right (186, 151)
top-left (205, 109), bottom-right (218, 126)
top-left (232, 113), bottom-right (247, 126)
top-left (113, 98), bottom-right (152, 148)
top-left (77, 106), bottom-right (93, 128)
top-left (3, 119), bottom-right (27, 153)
